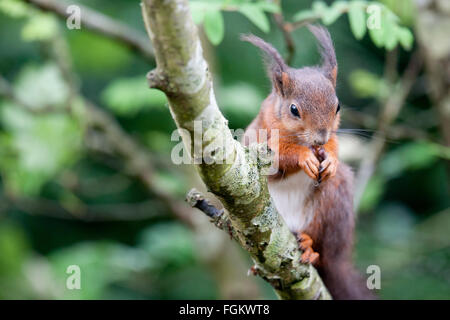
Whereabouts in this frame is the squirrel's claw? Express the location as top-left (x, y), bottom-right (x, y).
top-left (300, 247), bottom-right (320, 265)
top-left (319, 153), bottom-right (338, 182)
top-left (296, 232), bottom-right (320, 265)
top-left (298, 150), bottom-right (320, 180)
top-left (298, 233), bottom-right (313, 250)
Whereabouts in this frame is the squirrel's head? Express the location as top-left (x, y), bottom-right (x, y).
top-left (242, 25), bottom-right (340, 147)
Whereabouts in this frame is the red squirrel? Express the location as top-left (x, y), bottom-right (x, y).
top-left (242, 25), bottom-right (374, 300)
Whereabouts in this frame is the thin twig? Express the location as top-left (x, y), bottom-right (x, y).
top-left (272, 0), bottom-right (295, 65)
top-left (24, 0), bottom-right (154, 60)
top-left (186, 188), bottom-right (224, 219)
top-left (186, 189), bottom-right (235, 239)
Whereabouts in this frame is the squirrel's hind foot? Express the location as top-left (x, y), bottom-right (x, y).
top-left (296, 232), bottom-right (320, 265)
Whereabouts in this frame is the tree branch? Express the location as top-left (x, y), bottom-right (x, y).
top-left (82, 99), bottom-right (195, 227)
top-left (272, 0), bottom-right (295, 65)
top-left (186, 189), bottom-right (224, 219)
top-left (186, 189), bottom-right (237, 239)
top-left (142, 0), bottom-right (331, 300)
top-left (24, 0), bottom-right (154, 60)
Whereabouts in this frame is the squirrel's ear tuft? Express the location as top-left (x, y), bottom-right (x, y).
top-left (307, 25), bottom-right (337, 87)
top-left (241, 34), bottom-right (289, 96)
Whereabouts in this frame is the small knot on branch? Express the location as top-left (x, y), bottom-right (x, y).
top-left (186, 188), bottom-right (223, 218)
top-left (146, 69), bottom-right (167, 90)
top-left (186, 188), bottom-right (235, 239)
top-left (248, 141), bottom-right (274, 169)
top-left (247, 265), bottom-right (259, 276)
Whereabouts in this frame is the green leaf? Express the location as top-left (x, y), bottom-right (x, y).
top-left (203, 9), bottom-right (225, 45)
top-left (382, 0), bottom-right (415, 26)
top-left (348, 1), bottom-right (367, 40)
top-left (190, 2), bottom-right (206, 24)
top-left (432, 143), bottom-right (450, 160)
top-left (367, 4), bottom-right (386, 48)
top-left (50, 242), bottom-right (146, 299)
top-left (369, 20), bottom-right (384, 47)
top-left (14, 63), bottom-right (69, 110)
top-left (0, 104), bottom-right (82, 195)
top-left (239, 4), bottom-right (270, 33)
top-left (0, 62), bottom-right (82, 195)
top-left (153, 171), bottom-right (187, 196)
top-left (189, 1), bottom-right (221, 24)
top-left (68, 32), bottom-right (131, 75)
top-left (0, 222), bottom-right (30, 276)
top-left (218, 82), bottom-right (264, 119)
top-left (101, 76), bottom-right (167, 116)
top-left (396, 26), bottom-right (414, 50)
top-left (312, 1), bottom-right (328, 13)
top-left (349, 69), bottom-right (387, 99)
top-left (383, 11), bottom-right (399, 50)
top-left (321, 1), bottom-right (347, 25)
top-left (0, 0), bottom-right (30, 18)
top-left (145, 131), bottom-right (172, 153)
top-left (292, 9), bottom-right (318, 22)
top-left (255, 1), bottom-right (280, 13)
top-left (21, 13), bottom-right (58, 42)
top-left (139, 222), bottom-right (195, 270)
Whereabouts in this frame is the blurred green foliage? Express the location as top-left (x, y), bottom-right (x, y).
top-left (190, 0), bottom-right (279, 44)
top-left (0, 63), bottom-right (82, 195)
top-left (0, 0), bottom-right (448, 300)
top-left (102, 76), bottom-right (167, 116)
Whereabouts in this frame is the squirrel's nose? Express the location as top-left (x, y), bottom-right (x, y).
top-left (314, 139), bottom-right (325, 146)
top-left (314, 129), bottom-right (327, 145)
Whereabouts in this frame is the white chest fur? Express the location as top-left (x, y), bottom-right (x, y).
top-left (268, 171), bottom-right (314, 232)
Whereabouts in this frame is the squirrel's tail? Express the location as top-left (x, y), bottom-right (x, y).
top-left (319, 262), bottom-right (376, 300)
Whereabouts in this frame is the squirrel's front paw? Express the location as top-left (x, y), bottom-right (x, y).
top-left (298, 149), bottom-right (321, 180)
top-left (319, 152), bottom-right (338, 182)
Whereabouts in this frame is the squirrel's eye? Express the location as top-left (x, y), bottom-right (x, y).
top-left (290, 104), bottom-right (300, 118)
top-left (336, 103), bottom-right (341, 114)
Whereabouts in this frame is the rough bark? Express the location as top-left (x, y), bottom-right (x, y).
top-left (142, 0), bottom-right (331, 300)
